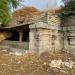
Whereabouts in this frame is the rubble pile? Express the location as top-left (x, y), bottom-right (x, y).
top-left (0, 49), bottom-right (75, 75)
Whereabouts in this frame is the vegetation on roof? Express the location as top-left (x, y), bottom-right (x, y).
top-left (12, 7), bottom-right (40, 18)
top-left (9, 6), bottom-right (42, 27)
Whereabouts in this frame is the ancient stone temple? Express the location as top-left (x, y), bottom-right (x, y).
top-left (0, 7), bottom-right (64, 54)
top-left (29, 12), bottom-right (64, 54)
top-left (62, 14), bottom-right (75, 55)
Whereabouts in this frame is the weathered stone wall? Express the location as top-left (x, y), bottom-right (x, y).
top-left (63, 26), bottom-right (75, 55)
top-left (29, 22), bottom-right (51, 53)
top-left (29, 28), bottom-right (40, 53)
top-left (47, 12), bottom-right (61, 25)
top-left (54, 30), bottom-right (64, 50)
top-left (39, 29), bottom-right (64, 52)
top-left (29, 21), bottom-right (64, 54)
top-left (47, 12), bottom-right (64, 51)
top-left (38, 29), bottom-right (51, 53)
top-left (62, 15), bottom-right (75, 55)
top-left (29, 28), bottom-right (50, 53)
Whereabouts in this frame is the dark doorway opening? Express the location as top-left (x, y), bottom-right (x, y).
top-left (22, 29), bottom-right (29, 42)
top-left (7, 30), bottom-right (19, 41)
top-left (6, 25), bottom-right (30, 43)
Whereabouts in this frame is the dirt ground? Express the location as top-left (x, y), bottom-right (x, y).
top-left (0, 49), bottom-right (75, 75)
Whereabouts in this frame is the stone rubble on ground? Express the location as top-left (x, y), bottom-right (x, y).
top-left (49, 59), bottom-right (62, 68)
top-left (49, 59), bottom-right (74, 69)
top-left (0, 50), bottom-right (75, 75)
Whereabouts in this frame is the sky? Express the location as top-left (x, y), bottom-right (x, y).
top-left (13, 0), bottom-right (69, 11)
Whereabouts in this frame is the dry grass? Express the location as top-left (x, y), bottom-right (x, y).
top-left (0, 50), bottom-right (75, 75)
top-left (12, 7), bottom-right (41, 20)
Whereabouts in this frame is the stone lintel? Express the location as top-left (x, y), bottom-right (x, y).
top-left (29, 22), bottom-right (49, 29)
top-left (29, 22), bottom-right (62, 30)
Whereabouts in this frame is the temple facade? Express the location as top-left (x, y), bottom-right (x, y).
top-left (0, 7), bottom-right (75, 54)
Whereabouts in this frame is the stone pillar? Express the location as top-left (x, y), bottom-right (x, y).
top-left (38, 29), bottom-right (50, 53)
top-left (29, 29), bottom-right (38, 52)
top-left (63, 28), bottom-right (70, 50)
top-left (54, 30), bottom-right (64, 51)
top-left (19, 31), bottom-right (23, 42)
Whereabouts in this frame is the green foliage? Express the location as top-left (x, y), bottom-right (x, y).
top-left (0, 0), bottom-right (21, 26)
top-left (61, 0), bottom-right (75, 19)
top-left (64, 0), bottom-right (75, 12)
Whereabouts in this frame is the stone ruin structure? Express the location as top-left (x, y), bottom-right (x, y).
top-left (62, 15), bottom-right (75, 55)
top-left (0, 7), bottom-right (74, 54)
top-left (29, 12), bottom-right (64, 54)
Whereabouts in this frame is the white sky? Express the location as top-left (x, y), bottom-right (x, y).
top-left (21, 0), bottom-right (65, 10)
top-left (12, 0), bottom-right (69, 11)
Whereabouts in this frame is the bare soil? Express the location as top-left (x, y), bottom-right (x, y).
top-left (0, 49), bottom-right (75, 75)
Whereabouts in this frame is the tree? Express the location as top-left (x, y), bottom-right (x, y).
top-left (60, 0), bottom-right (75, 19)
top-left (0, 0), bottom-right (21, 26)
top-left (64, 0), bottom-right (75, 12)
